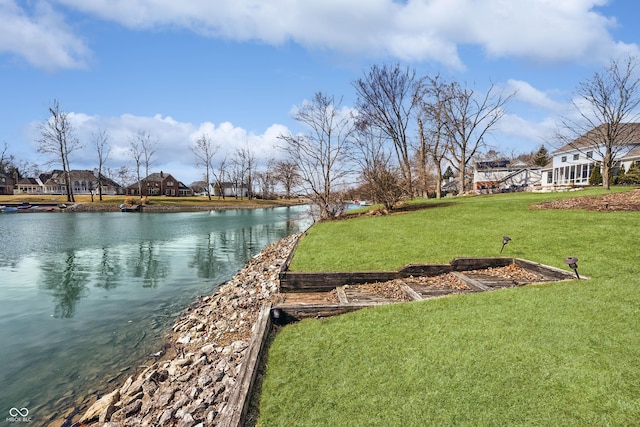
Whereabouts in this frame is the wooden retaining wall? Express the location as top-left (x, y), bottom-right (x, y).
top-left (278, 257), bottom-right (559, 293)
top-left (218, 303), bottom-right (272, 427)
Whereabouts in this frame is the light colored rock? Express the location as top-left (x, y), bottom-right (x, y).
top-left (176, 335), bottom-right (191, 344)
top-left (79, 390), bottom-right (120, 423)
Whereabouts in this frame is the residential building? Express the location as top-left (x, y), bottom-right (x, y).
top-left (0, 172), bottom-right (16, 195)
top-left (212, 181), bottom-right (249, 198)
top-left (473, 160), bottom-right (542, 191)
top-left (542, 124), bottom-right (640, 189)
top-left (126, 171), bottom-right (192, 197)
top-left (14, 170), bottom-right (123, 195)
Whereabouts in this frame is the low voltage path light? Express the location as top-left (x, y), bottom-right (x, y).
top-left (564, 257), bottom-right (580, 279)
top-left (500, 236), bottom-right (511, 254)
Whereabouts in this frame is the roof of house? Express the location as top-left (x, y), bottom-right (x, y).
top-left (41, 170), bottom-right (121, 187)
top-left (554, 123), bottom-right (640, 154)
top-left (143, 172), bottom-right (173, 182)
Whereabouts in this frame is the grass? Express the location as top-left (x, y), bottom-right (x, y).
top-left (258, 188), bottom-right (640, 426)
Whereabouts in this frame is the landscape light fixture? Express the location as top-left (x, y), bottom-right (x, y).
top-left (564, 257), bottom-right (580, 279)
top-left (500, 236), bottom-right (511, 254)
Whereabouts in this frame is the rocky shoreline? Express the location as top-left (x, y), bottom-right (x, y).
top-left (62, 232), bottom-right (299, 426)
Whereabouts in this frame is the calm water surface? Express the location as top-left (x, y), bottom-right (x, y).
top-left (0, 206), bottom-right (311, 425)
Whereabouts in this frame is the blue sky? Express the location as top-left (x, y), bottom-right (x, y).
top-left (2, 0), bottom-right (640, 184)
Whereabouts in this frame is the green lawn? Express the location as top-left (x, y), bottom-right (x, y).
top-left (258, 188), bottom-right (640, 426)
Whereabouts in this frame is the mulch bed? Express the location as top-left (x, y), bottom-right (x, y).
top-left (531, 188), bottom-right (640, 211)
top-left (344, 264), bottom-right (546, 302)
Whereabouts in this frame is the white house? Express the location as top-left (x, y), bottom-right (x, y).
top-left (542, 124), bottom-right (640, 189)
top-left (211, 181), bottom-right (249, 198)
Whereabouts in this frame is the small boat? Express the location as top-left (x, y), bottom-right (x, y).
top-left (1, 207), bottom-right (18, 213)
top-left (120, 204), bottom-right (143, 212)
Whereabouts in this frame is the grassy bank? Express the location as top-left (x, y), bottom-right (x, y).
top-left (258, 188), bottom-right (640, 426)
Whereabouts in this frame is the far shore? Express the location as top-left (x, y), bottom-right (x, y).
top-left (0, 194), bottom-right (309, 213)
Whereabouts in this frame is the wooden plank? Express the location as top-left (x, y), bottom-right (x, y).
top-left (398, 264), bottom-right (452, 276)
top-left (450, 257), bottom-right (513, 271)
top-left (400, 283), bottom-right (423, 301)
top-left (336, 286), bottom-right (349, 304)
top-left (513, 258), bottom-right (587, 280)
top-left (274, 303), bottom-right (384, 321)
top-left (452, 272), bottom-right (491, 291)
top-left (218, 303), bottom-right (272, 427)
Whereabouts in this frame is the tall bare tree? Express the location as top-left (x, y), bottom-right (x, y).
top-left (444, 82), bottom-right (513, 194)
top-left (234, 146), bottom-right (256, 199)
top-left (191, 133), bottom-right (219, 200)
top-left (93, 129), bottom-right (110, 201)
top-left (36, 99), bottom-right (81, 202)
top-left (558, 57), bottom-right (640, 189)
top-left (130, 130), bottom-right (158, 179)
top-left (354, 64), bottom-right (425, 197)
top-left (279, 92), bottom-right (355, 220)
top-left (129, 138), bottom-right (144, 199)
top-left (420, 76), bottom-right (454, 199)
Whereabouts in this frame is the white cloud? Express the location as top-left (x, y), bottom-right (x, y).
top-left (506, 79), bottom-right (564, 112)
top-left (4, 0), bottom-right (637, 70)
top-left (52, 0), bottom-right (638, 69)
top-left (0, 0), bottom-right (89, 69)
top-left (28, 112), bottom-right (289, 184)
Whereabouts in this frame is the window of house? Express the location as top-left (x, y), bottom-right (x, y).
top-left (587, 151), bottom-right (593, 159)
top-left (573, 154), bottom-right (579, 160)
top-left (547, 171), bottom-right (553, 184)
top-left (167, 181), bottom-right (174, 186)
top-left (561, 156), bottom-right (567, 162)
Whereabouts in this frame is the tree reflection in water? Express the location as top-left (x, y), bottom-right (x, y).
top-left (130, 241), bottom-right (168, 288)
top-left (40, 250), bottom-right (90, 318)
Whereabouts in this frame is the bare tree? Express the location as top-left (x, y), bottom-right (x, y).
top-left (116, 165), bottom-right (132, 187)
top-left (273, 159), bottom-right (300, 199)
top-left (279, 92), bottom-right (355, 220)
top-left (191, 133), bottom-right (220, 200)
top-left (130, 130), bottom-right (158, 179)
top-left (420, 76), bottom-right (455, 199)
top-left (129, 138), bottom-right (144, 199)
top-left (354, 64), bottom-right (425, 197)
top-left (353, 127), bottom-right (403, 209)
top-left (0, 142), bottom-right (19, 176)
top-left (234, 146), bottom-right (256, 199)
top-left (444, 82), bottom-right (513, 194)
top-left (93, 129), bottom-right (110, 201)
top-left (36, 99), bottom-right (81, 202)
top-left (212, 155), bottom-right (229, 199)
top-left (255, 158), bottom-right (277, 199)
top-left (558, 57), bottom-right (640, 189)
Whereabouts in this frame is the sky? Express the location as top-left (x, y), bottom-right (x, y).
top-left (2, 0), bottom-right (640, 185)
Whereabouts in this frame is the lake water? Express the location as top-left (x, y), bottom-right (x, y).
top-left (0, 206), bottom-right (311, 425)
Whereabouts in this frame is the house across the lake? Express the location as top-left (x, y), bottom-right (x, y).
top-left (15, 170), bottom-right (123, 195)
top-left (0, 172), bottom-right (17, 195)
top-left (125, 171), bottom-right (193, 197)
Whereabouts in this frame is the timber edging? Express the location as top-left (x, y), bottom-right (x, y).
top-left (218, 303), bottom-right (272, 427)
top-left (279, 257), bottom-right (581, 293)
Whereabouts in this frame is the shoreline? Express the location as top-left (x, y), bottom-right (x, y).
top-left (49, 232), bottom-right (301, 426)
top-left (0, 200), bottom-right (308, 214)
